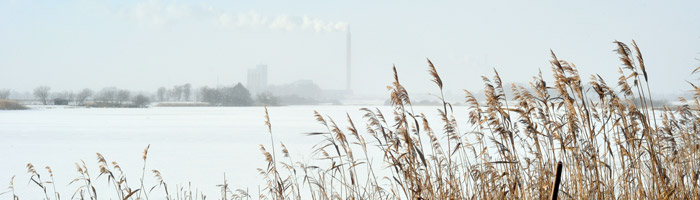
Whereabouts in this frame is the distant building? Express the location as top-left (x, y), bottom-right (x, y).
top-left (247, 65), bottom-right (268, 95)
top-left (53, 98), bottom-right (69, 105)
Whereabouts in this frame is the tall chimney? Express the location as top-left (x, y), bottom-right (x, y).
top-left (346, 26), bottom-right (351, 92)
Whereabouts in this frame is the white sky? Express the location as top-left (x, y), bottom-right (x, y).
top-left (1, 0), bottom-right (699, 98)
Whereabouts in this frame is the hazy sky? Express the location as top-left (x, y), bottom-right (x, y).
top-left (1, 0), bottom-right (699, 98)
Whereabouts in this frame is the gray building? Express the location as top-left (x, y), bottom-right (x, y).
top-left (247, 64), bottom-right (268, 95)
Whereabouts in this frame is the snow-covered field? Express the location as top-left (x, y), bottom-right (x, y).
top-left (0, 105), bottom-right (467, 198)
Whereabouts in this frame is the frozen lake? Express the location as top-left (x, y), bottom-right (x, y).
top-left (0, 105), bottom-right (468, 198)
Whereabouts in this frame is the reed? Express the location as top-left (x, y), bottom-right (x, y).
top-left (0, 99), bottom-right (28, 110)
top-left (257, 40), bottom-right (700, 199)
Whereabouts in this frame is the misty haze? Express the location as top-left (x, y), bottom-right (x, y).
top-left (1, 0), bottom-right (700, 199)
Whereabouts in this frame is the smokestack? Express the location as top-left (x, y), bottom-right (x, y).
top-left (346, 26), bottom-right (351, 92)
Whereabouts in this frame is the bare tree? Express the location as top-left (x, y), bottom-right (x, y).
top-left (199, 86), bottom-right (221, 105)
top-left (53, 91), bottom-right (75, 102)
top-left (256, 92), bottom-right (279, 106)
top-left (116, 90), bottom-right (131, 106)
top-left (157, 87), bottom-right (167, 102)
top-left (132, 94), bottom-right (150, 108)
top-left (171, 86), bottom-right (183, 101)
top-left (183, 83), bottom-right (192, 102)
top-left (96, 87), bottom-right (117, 104)
top-left (66, 91), bottom-right (74, 103)
top-left (76, 88), bottom-right (93, 105)
top-left (33, 86), bottom-right (51, 105)
top-left (200, 83), bottom-right (253, 106)
top-left (0, 89), bottom-right (10, 99)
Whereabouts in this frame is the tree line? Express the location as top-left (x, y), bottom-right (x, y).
top-left (4, 82), bottom-right (279, 108)
top-left (155, 82), bottom-right (278, 106)
top-left (26, 86), bottom-right (150, 108)
top-left (156, 83), bottom-right (192, 102)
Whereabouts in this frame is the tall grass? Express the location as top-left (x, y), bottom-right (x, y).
top-left (0, 99), bottom-right (28, 110)
top-left (2, 40), bottom-right (699, 199)
top-left (257, 40), bottom-right (700, 199)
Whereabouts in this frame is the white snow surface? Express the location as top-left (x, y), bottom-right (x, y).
top-left (0, 105), bottom-right (468, 199)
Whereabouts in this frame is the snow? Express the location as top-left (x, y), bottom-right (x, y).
top-left (0, 105), bottom-right (468, 198)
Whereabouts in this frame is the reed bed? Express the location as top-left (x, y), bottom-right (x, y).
top-left (3, 40), bottom-right (699, 199)
top-left (257, 40), bottom-right (700, 199)
top-left (0, 99), bottom-right (28, 110)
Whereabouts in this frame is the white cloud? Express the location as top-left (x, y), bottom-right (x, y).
top-left (123, 0), bottom-right (194, 26)
top-left (120, 0), bottom-right (348, 32)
